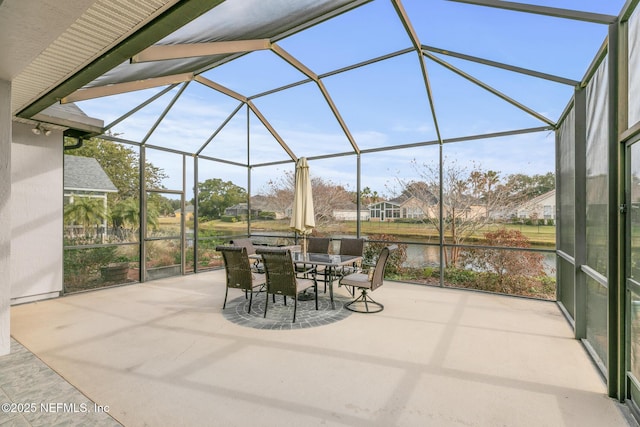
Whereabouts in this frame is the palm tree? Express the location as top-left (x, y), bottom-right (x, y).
top-left (110, 198), bottom-right (159, 237)
top-left (64, 196), bottom-right (107, 238)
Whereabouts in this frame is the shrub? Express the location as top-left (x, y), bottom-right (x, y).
top-left (444, 267), bottom-right (476, 285)
top-left (258, 211), bottom-right (277, 220)
top-left (455, 228), bottom-right (553, 298)
top-left (64, 245), bottom-right (125, 290)
top-left (220, 215), bottom-right (238, 222)
top-left (363, 234), bottom-right (407, 276)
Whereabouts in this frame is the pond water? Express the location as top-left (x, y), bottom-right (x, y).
top-left (251, 231), bottom-right (556, 274)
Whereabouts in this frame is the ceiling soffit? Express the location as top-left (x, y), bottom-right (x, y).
top-left (12, 0), bottom-right (181, 116)
top-left (16, 0), bottom-right (232, 119)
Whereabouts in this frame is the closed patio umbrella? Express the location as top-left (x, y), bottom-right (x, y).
top-left (290, 157), bottom-right (315, 253)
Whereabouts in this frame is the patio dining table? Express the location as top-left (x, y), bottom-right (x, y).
top-left (291, 252), bottom-right (362, 309)
top-left (249, 248), bottom-right (362, 309)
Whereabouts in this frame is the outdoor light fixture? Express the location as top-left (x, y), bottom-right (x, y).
top-left (32, 123), bottom-right (52, 136)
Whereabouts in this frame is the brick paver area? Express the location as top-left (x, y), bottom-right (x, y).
top-left (223, 291), bottom-right (352, 330)
top-left (0, 339), bottom-right (121, 426)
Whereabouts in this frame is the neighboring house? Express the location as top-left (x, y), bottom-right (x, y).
top-left (368, 194), bottom-right (488, 222)
top-left (224, 203), bottom-right (260, 218)
top-left (224, 196), bottom-right (287, 219)
top-left (332, 202), bottom-right (370, 221)
top-left (369, 195), bottom-right (434, 221)
top-left (513, 189), bottom-right (556, 222)
top-left (368, 200), bottom-right (401, 221)
top-left (63, 155), bottom-right (118, 236)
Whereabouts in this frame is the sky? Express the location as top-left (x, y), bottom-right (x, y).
top-left (75, 0), bottom-right (628, 200)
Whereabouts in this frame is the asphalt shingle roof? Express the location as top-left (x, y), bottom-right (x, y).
top-left (64, 155), bottom-right (117, 192)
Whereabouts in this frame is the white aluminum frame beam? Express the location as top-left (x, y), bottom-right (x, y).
top-left (271, 43), bottom-right (360, 154)
top-left (131, 39), bottom-right (272, 63)
top-left (61, 73), bottom-right (193, 103)
top-left (392, 0), bottom-right (443, 143)
top-left (247, 100), bottom-right (296, 161)
top-left (194, 75), bottom-right (247, 102)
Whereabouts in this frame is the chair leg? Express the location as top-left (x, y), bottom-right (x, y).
top-left (248, 290), bottom-right (253, 314)
top-left (293, 298), bottom-right (297, 323)
top-left (264, 292), bottom-right (269, 318)
top-left (223, 286), bottom-right (229, 309)
top-left (344, 289), bottom-right (384, 313)
top-left (314, 280), bottom-right (319, 310)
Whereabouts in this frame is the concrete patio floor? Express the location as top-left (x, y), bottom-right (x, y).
top-left (5, 270), bottom-right (638, 427)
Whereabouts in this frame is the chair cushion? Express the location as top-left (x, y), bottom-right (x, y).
top-left (340, 273), bottom-right (373, 289)
top-left (295, 277), bottom-right (316, 293)
top-left (252, 273), bottom-right (266, 287)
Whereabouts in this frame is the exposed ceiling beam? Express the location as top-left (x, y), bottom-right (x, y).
top-left (359, 125), bottom-right (553, 154)
top-left (196, 102), bottom-right (245, 157)
top-left (391, 0), bottom-right (422, 51)
top-left (447, 0), bottom-right (617, 24)
top-left (104, 84), bottom-right (180, 132)
top-left (271, 44), bottom-right (318, 80)
top-left (316, 80), bottom-right (361, 154)
top-left (422, 45), bottom-right (580, 86)
top-left (189, 0), bottom-right (374, 78)
top-left (141, 81), bottom-right (190, 145)
top-left (392, 0), bottom-right (443, 143)
top-left (424, 51), bottom-right (556, 127)
top-left (131, 39), bottom-right (272, 63)
top-left (18, 0), bottom-right (225, 118)
top-left (247, 100), bottom-right (296, 162)
top-left (61, 73), bottom-right (192, 103)
top-left (194, 75), bottom-right (247, 102)
top-left (271, 43), bottom-right (360, 154)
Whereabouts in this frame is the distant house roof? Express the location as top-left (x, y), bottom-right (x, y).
top-left (517, 189), bottom-right (556, 210)
top-left (333, 201), bottom-right (358, 211)
top-left (64, 155), bottom-right (118, 193)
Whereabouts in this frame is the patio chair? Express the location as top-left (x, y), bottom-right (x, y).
top-left (337, 238), bottom-right (365, 295)
top-left (302, 237), bottom-right (331, 290)
top-left (230, 238), bottom-right (263, 272)
top-left (306, 237), bottom-right (330, 253)
top-left (216, 245), bottom-right (266, 314)
top-left (340, 244), bottom-right (397, 313)
top-left (338, 238), bottom-right (364, 274)
top-left (257, 247), bottom-right (318, 323)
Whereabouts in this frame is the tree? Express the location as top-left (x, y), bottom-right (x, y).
top-left (360, 186), bottom-right (380, 206)
top-left (260, 170), bottom-right (352, 228)
top-left (362, 234), bottom-right (407, 276)
top-left (398, 158), bottom-right (520, 267)
top-left (110, 197), bottom-right (159, 240)
top-left (310, 177), bottom-right (352, 226)
top-left (66, 137), bottom-right (168, 201)
top-left (196, 178), bottom-right (247, 219)
top-left (66, 137), bottom-right (169, 231)
top-left (504, 172), bottom-right (555, 201)
top-left (64, 196), bottom-right (107, 238)
top-left (460, 228), bottom-right (545, 294)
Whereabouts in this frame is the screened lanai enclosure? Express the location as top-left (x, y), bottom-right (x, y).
top-left (21, 0), bottom-right (638, 418)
